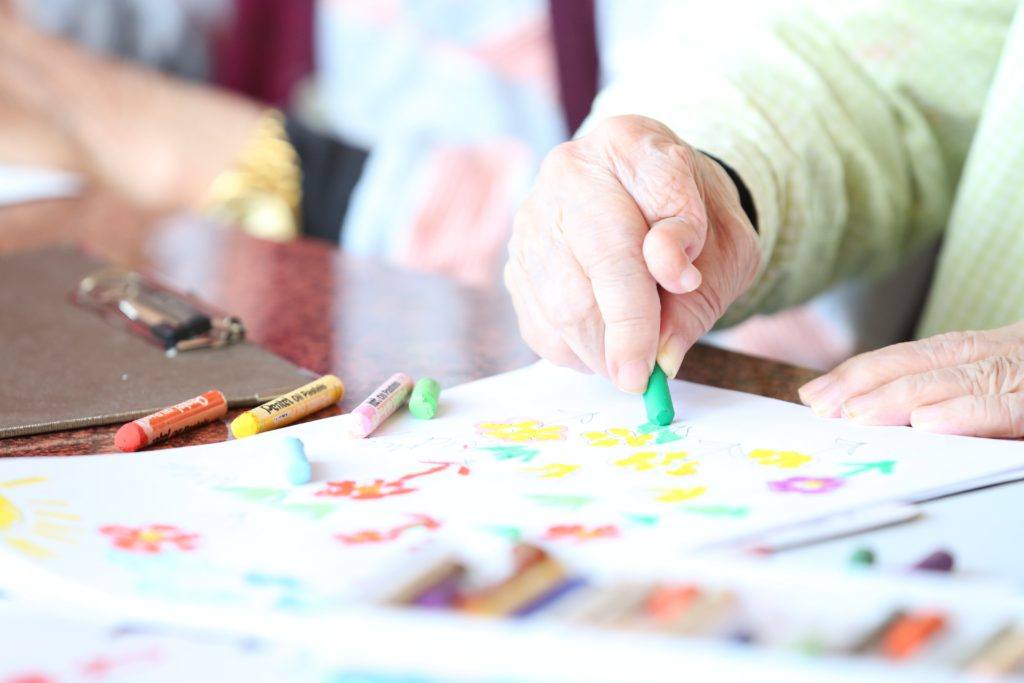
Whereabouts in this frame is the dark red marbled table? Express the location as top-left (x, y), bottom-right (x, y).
top-left (0, 192), bottom-right (816, 456)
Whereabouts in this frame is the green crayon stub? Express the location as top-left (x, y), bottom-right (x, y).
top-left (643, 365), bottom-right (675, 426)
top-left (408, 377), bottom-right (441, 419)
top-left (849, 547), bottom-right (876, 567)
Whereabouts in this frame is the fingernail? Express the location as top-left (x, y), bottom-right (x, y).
top-left (679, 264), bottom-right (702, 292)
top-left (811, 396), bottom-right (843, 418)
top-left (798, 375), bottom-right (832, 403)
top-left (615, 360), bottom-right (651, 394)
top-left (656, 335), bottom-right (685, 379)
top-left (840, 396), bottom-right (867, 419)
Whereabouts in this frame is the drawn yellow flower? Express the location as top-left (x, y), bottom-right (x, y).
top-left (582, 428), bottom-right (654, 447)
top-left (477, 420), bottom-right (567, 443)
top-left (526, 463), bottom-right (580, 479)
top-left (656, 486), bottom-right (707, 503)
top-left (748, 449), bottom-right (812, 469)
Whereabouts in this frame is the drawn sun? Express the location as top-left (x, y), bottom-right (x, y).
top-left (0, 477), bottom-right (82, 559)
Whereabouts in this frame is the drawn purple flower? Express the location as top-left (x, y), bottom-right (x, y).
top-left (768, 476), bottom-right (844, 495)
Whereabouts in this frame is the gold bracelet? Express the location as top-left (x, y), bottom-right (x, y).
top-left (202, 109), bottom-right (302, 241)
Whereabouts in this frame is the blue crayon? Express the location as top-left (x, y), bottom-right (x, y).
top-left (281, 436), bottom-right (311, 485)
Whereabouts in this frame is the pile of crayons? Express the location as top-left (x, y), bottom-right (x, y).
top-left (382, 544), bottom-right (1024, 678)
top-left (114, 372), bottom-right (441, 453)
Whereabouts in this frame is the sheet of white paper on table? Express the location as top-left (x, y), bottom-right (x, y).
top-left (2, 361), bottom-right (1023, 615)
top-left (0, 163), bottom-right (80, 206)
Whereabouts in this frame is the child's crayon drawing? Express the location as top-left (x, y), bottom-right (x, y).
top-left (525, 464), bottom-right (579, 479)
top-left (99, 524), bottom-right (199, 554)
top-left (678, 505), bottom-right (750, 518)
top-left (543, 524), bottom-right (619, 542)
top-left (524, 494), bottom-right (595, 510)
top-left (767, 476), bottom-right (844, 495)
top-left (476, 420), bottom-right (566, 443)
top-left (3, 361), bottom-right (1023, 619)
top-left (582, 428), bottom-right (653, 447)
top-left (478, 445), bottom-right (540, 463)
top-left (0, 477), bottom-right (81, 560)
top-left (748, 449), bottom-right (812, 469)
top-left (655, 487), bottom-right (708, 503)
top-left (316, 461), bottom-right (469, 500)
top-left (215, 487), bottom-right (338, 520)
top-left (335, 514), bottom-right (441, 545)
top-left (615, 451), bottom-right (695, 476)
top-left (840, 460), bottom-right (895, 477)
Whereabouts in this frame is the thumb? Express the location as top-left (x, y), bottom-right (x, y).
top-left (655, 288), bottom-right (718, 380)
top-left (640, 162), bottom-right (709, 295)
top-left (643, 214), bottom-right (706, 295)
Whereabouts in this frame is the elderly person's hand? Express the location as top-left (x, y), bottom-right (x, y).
top-left (0, 12), bottom-right (260, 210)
top-left (505, 115), bottom-right (760, 393)
top-left (799, 322), bottom-right (1024, 438)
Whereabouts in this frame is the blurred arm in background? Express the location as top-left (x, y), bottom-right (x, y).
top-left (0, 10), bottom-right (261, 211)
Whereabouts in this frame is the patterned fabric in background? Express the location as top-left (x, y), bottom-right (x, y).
top-left (313, 0), bottom-right (566, 286)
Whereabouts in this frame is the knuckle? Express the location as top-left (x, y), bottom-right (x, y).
top-left (594, 115), bottom-right (647, 143)
top-left (552, 293), bottom-right (599, 331)
top-left (951, 363), bottom-right (988, 395)
top-left (920, 331), bottom-right (977, 366)
top-left (1004, 396), bottom-right (1024, 437)
top-left (585, 246), bottom-right (645, 282)
top-left (539, 141), bottom-right (585, 177)
top-left (978, 356), bottom-right (1024, 394)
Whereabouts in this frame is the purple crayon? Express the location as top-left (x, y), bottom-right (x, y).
top-left (912, 549), bottom-right (955, 572)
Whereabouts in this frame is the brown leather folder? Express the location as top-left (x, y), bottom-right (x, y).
top-left (0, 247), bottom-right (314, 439)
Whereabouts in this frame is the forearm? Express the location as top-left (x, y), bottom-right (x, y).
top-left (0, 16), bottom-right (262, 209)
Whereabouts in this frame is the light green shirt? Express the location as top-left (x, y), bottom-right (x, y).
top-left (586, 0), bottom-right (1023, 336)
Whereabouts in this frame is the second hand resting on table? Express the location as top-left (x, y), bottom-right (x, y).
top-left (506, 116), bottom-right (1024, 440)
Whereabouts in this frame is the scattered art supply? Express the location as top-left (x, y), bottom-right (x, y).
top-left (742, 503), bottom-right (919, 554)
top-left (849, 547), bottom-right (876, 567)
top-left (912, 549), bottom-right (955, 573)
top-left (408, 378), bottom-right (441, 420)
top-left (965, 625), bottom-right (1024, 677)
top-left (850, 610), bottom-right (907, 655)
top-left (643, 364), bottom-right (674, 426)
top-left (231, 375), bottom-right (344, 439)
top-left (114, 390), bottom-right (227, 452)
top-left (459, 545), bottom-right (568, 616)
top-left (881, 610), bottom-right (947, 660)
top-left (280, 436), bottom-right (312, 485)
top-left (385, 557), bottom-right (466, 607)
top-left (345, 372), bottom-right (414, 438)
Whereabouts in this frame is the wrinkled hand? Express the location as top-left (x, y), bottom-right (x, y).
top-left (0, 14), bottom-right (260, 209)
top-left (505, 115), bottom-right (760, 393)
top-left (799, 322), bottom-right (1024, 438)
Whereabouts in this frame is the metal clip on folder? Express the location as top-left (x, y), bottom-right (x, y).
top-left (74, 267), bottom-right (245, 355)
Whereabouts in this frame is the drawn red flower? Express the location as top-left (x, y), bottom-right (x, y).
top-left (99, 524), bottom-right (199, 553)
top-left (335, 514), bottom-right (441, 545)
top-left (316, 462), bottom-right (469, 499)
top-left (544, 524), bottom-right (620, 542)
